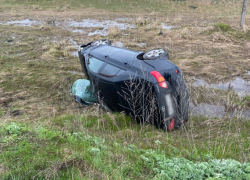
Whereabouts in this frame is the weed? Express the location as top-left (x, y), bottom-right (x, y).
top-left (214, 23), bottom-right (232, 32)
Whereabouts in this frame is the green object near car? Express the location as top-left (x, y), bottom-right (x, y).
top-left (71, 79), bottom-right (97, 104)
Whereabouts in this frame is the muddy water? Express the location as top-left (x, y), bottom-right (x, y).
top-left (191, 76), bottom-right (250, 119)
top-left (67, 71), bottom-right (84, 76)
top-left (56, 18), bottom-right (135, 36)
top-left (190, 103), bottom-right (225, 118)
top-left (137, 43), bottom-right (146, 47)
top-left (190, 103), bottom-right (250, 119)
top-left (192, 77), bottom-right (250, 97)
top-left (0, 18), bottom-right (135, 36)
top-left (161, 23), bottom-right (174, 30)
top-left (69, 38), bottom-right (79, 57)
top-left (0, 19), bottom-right (41, 26)
top-left (112, 41), bottom-right (124, 48)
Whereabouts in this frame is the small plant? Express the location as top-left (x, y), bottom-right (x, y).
top-left (141, 149), bottom-right (250, 179)
top-left (214, 23), bottom-right (232, 32)
top-left (5, 122), bottom-right (22, 135)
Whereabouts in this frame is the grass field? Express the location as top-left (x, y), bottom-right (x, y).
top-left (1, 0), bottom-right (250, 179)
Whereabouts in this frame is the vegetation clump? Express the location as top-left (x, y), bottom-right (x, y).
top-left (141, 150), bottom-right (250, 180)
top-left (214, 23), bottom-right (232, 32)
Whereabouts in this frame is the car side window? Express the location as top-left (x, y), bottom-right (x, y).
top-left (88, 56), bottom-right (105, 73)
top-left (99, 64), bottom-right (120, 77)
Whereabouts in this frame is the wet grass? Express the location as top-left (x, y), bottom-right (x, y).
top-left (0, 0), bottom-right (250, 179)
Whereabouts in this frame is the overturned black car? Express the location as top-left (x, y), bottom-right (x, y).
top-left (77, 39), bottom-right (189, 131)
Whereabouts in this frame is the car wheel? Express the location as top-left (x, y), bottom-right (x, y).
top-left (92, 39), bottom-right (111, 46)
top-left (143, 48), bottom-right (169, 60)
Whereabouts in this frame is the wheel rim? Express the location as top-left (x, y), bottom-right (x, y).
top-left (145, 49), bottom-right (164, 58)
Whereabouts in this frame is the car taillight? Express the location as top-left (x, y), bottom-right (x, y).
top-left (168, 118), bottom-right (175, 131)
top-left (150, 71), bottom-right (168, 88)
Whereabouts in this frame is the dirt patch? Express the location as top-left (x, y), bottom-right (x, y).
top-left (11, 110), bottom-right (22, 116)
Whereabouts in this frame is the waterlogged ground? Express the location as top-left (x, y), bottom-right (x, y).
top-left (1, 1), bottom-right (250, 178)
top-left (1, 16), bottom-right (249, 119)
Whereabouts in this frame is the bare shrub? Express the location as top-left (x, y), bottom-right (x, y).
top-left (118, 69), bottom-right (160, 130)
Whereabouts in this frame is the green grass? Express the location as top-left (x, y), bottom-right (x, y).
top-left (1, 0), bottom-right (179, 12)
top-left (1, 115), bottom-right (250, 179)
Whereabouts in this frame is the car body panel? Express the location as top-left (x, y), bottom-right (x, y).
top-left (78, 41), bottom-right (189, 130)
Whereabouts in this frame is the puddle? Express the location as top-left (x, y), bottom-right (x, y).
top-left (1, 18), bottom-right (135, 36)
top-left (190, 103), bottom-right (225, 118)
top-left (192, 77), bottom-right (250, 96)
top-left (88, 30), bottom-right (107, 36)
top-left (161, 23), bottom-right (174, 30)
top-left (56, 18), bottom-right (135, 36)
top-left (1, 19), bottom-right (41, 26)
top-left (67, 71), bottom-right (84, 76)
top-left (72, 51), bottom-right (78, 57)
top-left (69, 38), bottom-right (78, 56)
top-left (190, 103), bottom-right (250, 119)
top-left (69, 38), bottom-right (78, 48)
top-left (137, 43), bottom-right (146, 47)
top-left (112, 41), bottom-right (124, 48)
top-left (71, 29), bottom-right (85, 33)
top-left (65, 19), bottom-right (130, 29)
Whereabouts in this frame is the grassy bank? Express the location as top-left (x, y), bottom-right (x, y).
top-left (1, 113), bottom-right (250, 179)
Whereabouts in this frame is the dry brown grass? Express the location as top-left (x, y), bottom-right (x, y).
top-left (108, 26), bottom-right (121, 38)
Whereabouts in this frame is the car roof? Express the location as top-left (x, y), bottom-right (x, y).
top-left (90, 45), bottom-right (140, 61)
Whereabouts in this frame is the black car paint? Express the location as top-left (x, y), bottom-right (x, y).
top-left (78, 42), bottom-right (189, 129)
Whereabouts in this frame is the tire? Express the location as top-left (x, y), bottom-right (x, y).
top-left (92, 39), bottom-right (111, 46)
top-left (143, 48), bottom-right (169, 60)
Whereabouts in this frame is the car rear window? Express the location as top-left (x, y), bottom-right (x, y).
top-left (99, 64), bottom-right (120, 77)
top-left (88, 56), bottom-right (105, 73)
